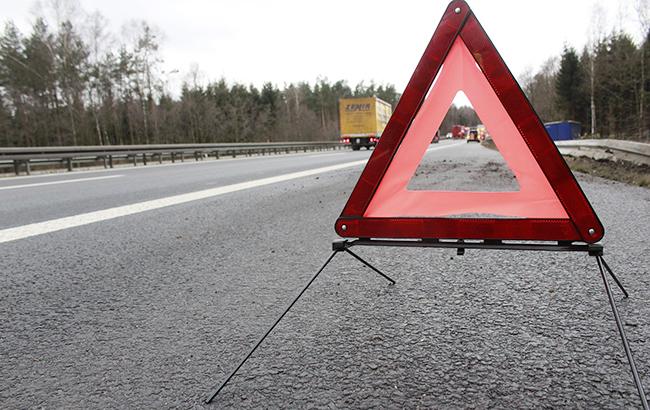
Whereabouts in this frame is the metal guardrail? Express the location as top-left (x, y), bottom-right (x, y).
top-left (4, 139), bottom-right (646, 176)
top-left (555, 139), bottom-right (650, 166)
top-left (0, 141), bottom-right (344, 175)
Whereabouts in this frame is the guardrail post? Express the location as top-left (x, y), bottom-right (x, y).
top-left (24, 160), bottom-right (31, 175)
top-left (132, 155), bottom-right (137, 167)
top-left (142, 153), bottom-right (147, 166)
top-left (102, 156), bottom-right (108, 168)
top-left (158, 153), bottom-right (163, 164)
top-left (109, 155), bottom-right (114, 168)
top-left (13, 160), bottom-right (20, 176)
top-left (67, 158), bottom-right (73, 171)
top-left (171, 153), bottom-right (176, 163)
top-left (214, 151), bottom-right (219, 160)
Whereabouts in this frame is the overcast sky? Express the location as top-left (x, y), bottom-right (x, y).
top-left (1, 0), bottom-right (647, 98)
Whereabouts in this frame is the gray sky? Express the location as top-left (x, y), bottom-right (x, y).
top-left (1, 0), bottom-right (647, 98)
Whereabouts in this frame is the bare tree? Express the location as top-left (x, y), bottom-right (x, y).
top-left (122, 20), bottom-right (163, 144)
top-left (85, 11), bottom-right (111, 145)
top-left (31, 0), bottom-right (81, 28)
top-left (587, 3), bottom-right (608, 136)
top-left (636, 0), bottom-right (649, 139)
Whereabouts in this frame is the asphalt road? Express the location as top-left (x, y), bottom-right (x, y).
top-left (1, 140), bottom-right (649, 408)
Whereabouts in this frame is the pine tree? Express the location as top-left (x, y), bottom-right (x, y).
top-left (555, 46), bottom-right (587, 123)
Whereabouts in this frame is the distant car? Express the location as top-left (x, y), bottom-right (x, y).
top-left (452, 124), bottom-right (465, 139)
top-left (445, 132), bottom-right (452, 139)
top-left (467, 128), bottom-right (480, 143)
top-left (431, 130), bottom-right (440, 144)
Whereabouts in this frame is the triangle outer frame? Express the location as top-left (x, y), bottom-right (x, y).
top-left (335, 0), bottom-right (604, 243)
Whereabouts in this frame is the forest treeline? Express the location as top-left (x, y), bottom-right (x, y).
top-left (523, 29), bottom-right (649, 141)
top-left (0, 4), bottom-right (648, 147)
top-left (0, 12), bottom-right (399, 147)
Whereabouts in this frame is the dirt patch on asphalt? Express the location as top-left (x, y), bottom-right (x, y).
top-left (481, 139), bottom-right (650, 188)
top-left (409, 159), bottom-right (519, 192)
top-left (564, 156), bottom-right (650, 188)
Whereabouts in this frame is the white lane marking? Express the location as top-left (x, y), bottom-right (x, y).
top-left (307, 152), bottom-right (349, 158)
top-left (0, 160), bottom-right (365, 244)
top-left (0, 141), bottom-right (463, 244)
top-left (0, 175), bottom-right (123, 191)
top-left (425, 141), bottom-right (464, 153)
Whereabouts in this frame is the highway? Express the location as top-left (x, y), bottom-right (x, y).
top-left (1, 139), bottom-right (649, 408)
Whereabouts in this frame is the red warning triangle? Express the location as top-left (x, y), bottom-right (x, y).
top-left (335, 0), bottom-right (603, 243)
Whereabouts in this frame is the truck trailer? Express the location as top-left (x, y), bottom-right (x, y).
top-left (338, 97), bottom-right (392, 150)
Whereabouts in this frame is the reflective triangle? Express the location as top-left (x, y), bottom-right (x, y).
top-left (335, 0), bottom-right (603, 243)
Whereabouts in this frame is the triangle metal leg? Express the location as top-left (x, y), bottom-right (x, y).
top-left (596, 256), bottom-right (649, 409)
top-left (203, 240), bottom-right (647, 407)
top-left (205, 250), bottom-right (340, 404)
top-left (343, 248), bottom-right (395, 285)
top-left (599, 256), bottom-right (629, 298)
top-left (204, 247), bottom-right (395, 404)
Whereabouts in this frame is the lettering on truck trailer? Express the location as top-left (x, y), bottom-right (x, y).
top-left (345, 104), bottom-right (371, 112)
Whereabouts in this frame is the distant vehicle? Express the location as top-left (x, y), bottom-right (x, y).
top-left (467, 127), bottom-right (480, 143)
top-left (476, 124), bottom-right (488, 141)
top-left (339, 97), bottom-right (392, 150)
top-left (445, 132), bottom-right (453, 139)
top-left (451, 124), bottom-right (466, 139)
top-left (432, 130), bottom-right (440, 143)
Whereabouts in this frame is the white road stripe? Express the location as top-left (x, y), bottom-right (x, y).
top-left (0, 161), bottom-right (365, 243)
top-left (0, 141), bottom-right (463, 244)
top-left (307, 152), bottom-right (348, 158)
top-left (0, 175), bottom-right (123, 191)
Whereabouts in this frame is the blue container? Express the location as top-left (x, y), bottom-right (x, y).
top-left (544, 121), bottom-right (581, 141)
